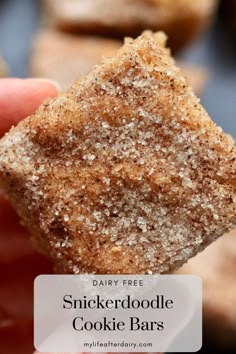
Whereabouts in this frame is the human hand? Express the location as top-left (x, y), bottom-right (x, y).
top-left (0, 78), bottom-right (58, 354)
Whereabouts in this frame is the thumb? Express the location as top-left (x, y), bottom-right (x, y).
top-left (0, 78), bottom-right (59, 137)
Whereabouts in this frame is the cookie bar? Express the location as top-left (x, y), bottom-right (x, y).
top-left (0, 31), bottom-right (235, 275)
top-left (44, 0), bottom-right (217, 52)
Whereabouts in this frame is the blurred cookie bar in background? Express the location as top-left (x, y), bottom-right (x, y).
top-left (0, 56), bottom-right (8, 77)
top-left (178, 228), bottom-right (236, 350)
top-left (43, 0), bottom-right (218, 52)
top-left (30, 29), bottom-right (208, 94)
top-left (30, 30), bottom-right (121, 91)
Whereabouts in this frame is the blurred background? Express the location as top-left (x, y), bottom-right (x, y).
top-left (0, 0), bottom-right (235, 354)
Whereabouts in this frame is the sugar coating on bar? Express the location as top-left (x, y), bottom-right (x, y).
top-left (0, 31), bottom-right (235, 275)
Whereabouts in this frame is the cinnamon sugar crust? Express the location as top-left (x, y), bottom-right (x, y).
top-left (44, 0), bottom-right (218, 52)
top-left (0, 31), bottom-right (235, 275)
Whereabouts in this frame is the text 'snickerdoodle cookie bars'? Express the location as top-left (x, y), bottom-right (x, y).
top-left (0, 32), bottom-right (235, 274)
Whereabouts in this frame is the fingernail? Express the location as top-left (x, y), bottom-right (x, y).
top-left (25, 78), bottom-right (61, 92)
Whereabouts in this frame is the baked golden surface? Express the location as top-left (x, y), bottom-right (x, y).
top-left (0, 31), bottom-right (235, 274)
